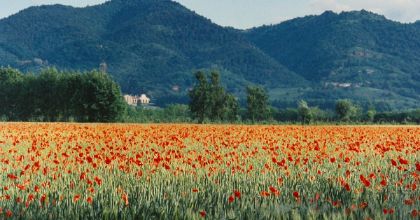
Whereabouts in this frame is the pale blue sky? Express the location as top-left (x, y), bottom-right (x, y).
top-left (0, 0), bottom-right (419, 28)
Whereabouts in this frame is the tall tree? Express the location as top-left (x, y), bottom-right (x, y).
top-left (209, 72), bottom-right (226, 121)
top-left (222, 94), bottom-right (240, 122)
top-left (75, 71), bottom-right (126, 122)
top-left (33, 69), bottom-right (63, 121)
top-left (189, 71), bottom-right (239, 123)
top-left (335, 99), bottom-right (356, 121)
top-left (246, 86), bottom-right (269, 122)
top-left (189, 71), bottom-right (210, 123)
top-left (0, 68), bottom-right (24, 120)
top-left (297, 100), bottom-right (313, 124)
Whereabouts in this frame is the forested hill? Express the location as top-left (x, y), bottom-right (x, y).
top-left (0, 0), bottom-right (419, 110)
top-left (0, 0), bottom-right (305, 105)
top-left (245, 10), bottom-right (420, 110)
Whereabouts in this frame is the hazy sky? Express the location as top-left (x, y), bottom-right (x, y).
top-left (0, 0), bottom-right (419, 29)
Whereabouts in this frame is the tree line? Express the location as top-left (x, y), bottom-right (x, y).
top-left (1, 68), bottom-right (418, 124)
top-left (0, 68), bottom-right (125, 122)
top-left (187, 71), bottom-right (419, 124)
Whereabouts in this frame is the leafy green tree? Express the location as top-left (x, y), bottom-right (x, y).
top-left (221, 94), bottom-right (240, 122)
top-left (246, 86), bottom-right (269, 122)
top-left (19, 74), bottom-right (37, 120)
top-left (335, 99), bottom-right (356, 121)
top-left (297, 100), bottom-right (313, 124)
top-left (0, 68), bottom-right (24, 120)
top-left (189, 71), bottom-right (240, 123)
top-left (74, 71), bottom-right (126, 122)
top-left (32, 69), bottom-right (64, 121)
top-left (209, 72), bottom-right (226, 121)
top-left (366, 105), bottom-right (376, 122)
top-left (189, 71), bottom-right (210, 123)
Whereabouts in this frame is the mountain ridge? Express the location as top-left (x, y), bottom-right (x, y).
top-left (0, 0), bottom-right (419, 110)
top-left (246, 10), bottom-right (420, 109)
top-left (0, 0), bottom-right (307, 106)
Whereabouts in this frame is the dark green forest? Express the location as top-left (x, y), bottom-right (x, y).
top-left (0, 68), bottom-right (125, 122)
top-left (0, 0), bottom-right (419, 111)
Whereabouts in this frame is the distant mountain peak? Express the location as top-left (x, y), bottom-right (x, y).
top-left (109, 0), bottom-right (170, 5)
top-left (320, 10), bottom-right (336, 16)
top-left (338, 10), bottom-right (387, 21)
top-left (317, 10), bottom-right (388, 22)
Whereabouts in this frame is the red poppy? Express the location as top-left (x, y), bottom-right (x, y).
top-left (228, 195), bottom-right (235, 203)
top-left (94, 176), bottom-right (102, 186)
top-left (234, 190), bottom-right (241, 199)
top-left (73, 195), bottom-right (81, 203)
top-left (80, 172), bottom-right (86, 180)
top-left (411, 209), bottom-right (418, 217)
top-left (345, 170), bottom-right (351, 178)
top-left (6, 210), bottom-right (12, 217)
top-left (399, 157), bottom-right (408, 165)
top-left (391, 159), bottom-right (397, 166)
top-left (7, 174), bottom-right (17, 180)
top-left (277, 177), bottom-right (283, 185)
top-left (269, 186), bottom-right (280, 196)
top-left (404, 199), bottom-right (414, 206)
top-left (293, 191), bottom-right (299, 199)
top-left (260, 191), bottom-right (270, 197)
top-left (380, 179), bottom-right (387, 186)
top-left (359, 202), bottom-right (368, 209)
top-left (122, 193), bottom-right (129, 206)
top-left (360, 175), bottom-right (371, 187)
top-left (40, 194), bottom-right (46, 203)
top-left (344, 183), bottom-right (351, 192)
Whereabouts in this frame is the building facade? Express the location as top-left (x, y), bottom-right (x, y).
top-left (124, 94), bottom-right (150, 106)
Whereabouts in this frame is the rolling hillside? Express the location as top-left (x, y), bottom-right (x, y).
top-left (0, 0), bottom-right (305, 105)
top-left (246, 10), bottom-right (420, 109)
top-left (0, 0), bottom-right (419, 110)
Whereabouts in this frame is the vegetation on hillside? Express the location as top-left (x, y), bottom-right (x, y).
top-left (246, 10), bottom-right (420, 109)
top-left (0, 0), bottom-right (304, 103)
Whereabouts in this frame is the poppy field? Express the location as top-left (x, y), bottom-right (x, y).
top-left (0, 123), bottom-right (419, 219)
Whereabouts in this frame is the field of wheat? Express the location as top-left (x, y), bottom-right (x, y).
top-left (0, 123), bottom-right (418, 219)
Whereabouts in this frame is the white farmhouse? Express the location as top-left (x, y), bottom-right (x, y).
top-left (139, 94), bottom-right (150, 104)
top-left (124, 95), bottom-right (138, 106)
top-left (123, 94), bottom-right (150, 106)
